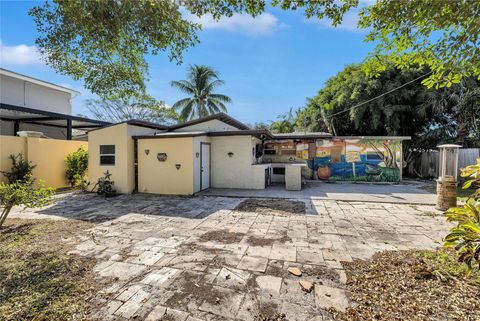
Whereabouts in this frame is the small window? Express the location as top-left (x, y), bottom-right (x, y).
top-left (100, 145), bottom-right (115, 165)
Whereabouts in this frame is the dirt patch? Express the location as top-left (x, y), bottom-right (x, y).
top-left (247, 231), bottom-right (292, 247)
top-left (329, 249), bottom-right (480, 321)
top-left (198, 230), bottom-right (245, 244)
top-left (235, 199), bottom-right (306, 216)
top-left (254, 301), bottom-right (287, 321)
top-left (164, 271), bottom-right (225, 310)
top-left (303, 265), bottom-right (341, 285)
top-left (0, 218), bottom-right (103, 321)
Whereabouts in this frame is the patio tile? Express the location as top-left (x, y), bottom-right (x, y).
top-left (314, 285), bottom-right (349, 312)
top-left (237, 256), bottom-right (269, 272)
top-left (97, 261), bottom-right (148, 280)
top-left (198, 285), bottom-right (245, 318)
top-left (255, 275), bottom-right (283, 294)
top-left (19, 192), bottom-right (455, 321)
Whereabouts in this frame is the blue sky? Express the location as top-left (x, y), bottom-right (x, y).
top-left (0, 1), bottom-right (374, 124)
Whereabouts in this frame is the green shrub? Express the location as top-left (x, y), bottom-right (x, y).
top-left (65, 147), bottom-right (88, 188)
top-left (444, 158), bottom-right (480, 273)
top-left (0, 154), bottom-right (36, 183)
top-left (0, 176), bottom-right (55, 228)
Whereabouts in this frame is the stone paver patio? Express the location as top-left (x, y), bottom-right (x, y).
top-left (10, 192), bottom-right (451, 321)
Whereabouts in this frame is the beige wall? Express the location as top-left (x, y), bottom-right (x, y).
top-left (210, 135), bottom-right (266, 189)
top-left (174, 119), bottom-right (239, 132)
top-left (88, 124), bottom-right (162, 194)
top-left (88, 123), bottom-right (132, 194)
top-left (137, 137), bottom-right (194, 195)
top-left (0, 136), bottom-right (27, 182)
top-left (0, 135), bottom-right (87, 188)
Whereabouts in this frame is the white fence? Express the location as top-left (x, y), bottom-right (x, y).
top-left (407, 148), bottom-right (480, 178)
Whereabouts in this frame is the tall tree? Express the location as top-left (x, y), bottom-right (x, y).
top-left (296, 62), bottom-right (480, 152)
top-left (170, 65), bottom-right (232, 121)
top-left (29, 1), bottom-right (480, 98)
top-left (270, 107), bottom-right (297, 133)
top-left (85, 96), bottom-right (178, 124)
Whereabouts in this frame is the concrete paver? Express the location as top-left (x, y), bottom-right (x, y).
top-left (9, 192), bottom-right (451, 320)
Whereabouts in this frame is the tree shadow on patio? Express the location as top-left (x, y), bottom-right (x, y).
top-left (34, 192), bottom-right (243, 223)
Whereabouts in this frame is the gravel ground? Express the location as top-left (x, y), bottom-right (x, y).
top-left (330, 249), bottom-right (480, 321)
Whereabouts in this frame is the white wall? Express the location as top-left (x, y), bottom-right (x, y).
top-left (210, 135), bottom-right (266, 189)
top-left (174, 119), bottom-right (239, 132)
top-left (1, 74), bottom-right (72, 114)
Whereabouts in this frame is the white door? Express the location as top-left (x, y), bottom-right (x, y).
top-left (201, 143), bottom-right (210, 190)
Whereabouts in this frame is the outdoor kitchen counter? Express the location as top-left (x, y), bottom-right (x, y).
top-left (285, 163), bottom-right (306, 191)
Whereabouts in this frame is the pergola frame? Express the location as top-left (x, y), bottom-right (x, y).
top-left (0, 103), bottom-right (110, 140)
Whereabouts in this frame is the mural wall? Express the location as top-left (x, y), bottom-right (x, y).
top-left (264, 138), bottom-right (403, 182)
top-left (311, 138), bottom-right (402, 182)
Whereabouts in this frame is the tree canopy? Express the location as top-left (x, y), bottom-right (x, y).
top-left (295, 63), bottom-right (480, 151)
top-left (170, 65), bottom-right (232, 121)
top-left (30, 1), bottom-right (479, 99)
top-left (85, 95), bottom-right (178, 124)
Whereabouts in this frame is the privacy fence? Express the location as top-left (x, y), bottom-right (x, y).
top-left (0, 135), bottom-right (88, 188)
top-left (406, 148), bottom-right (480, 179)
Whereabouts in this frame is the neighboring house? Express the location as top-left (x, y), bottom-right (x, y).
top-left (88, 113), bottom-right (410, 195)
top-left (0, 68), bottom-right (109, 140)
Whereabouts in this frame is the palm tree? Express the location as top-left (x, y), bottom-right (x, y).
top-left (170, 65), bottom-right (232, 121)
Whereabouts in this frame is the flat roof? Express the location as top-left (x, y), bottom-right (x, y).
top-left (0, 103), bottom-right (110, 130)
top-left (271, 132), bottom-right (332, 140)
top-left (0, 68), bottom-right (81, 96)
top-left (134, 129), bottom-right (273, 140)
top-left (334, 136), bottom-right (411, 140)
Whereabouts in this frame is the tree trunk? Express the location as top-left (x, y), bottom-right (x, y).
top-left (0, 205), bottom-right (13, 229)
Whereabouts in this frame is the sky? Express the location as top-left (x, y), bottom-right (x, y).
top-left (0, 1), bottom-right (374, 125)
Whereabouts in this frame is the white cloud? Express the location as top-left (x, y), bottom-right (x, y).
top-left (187, 13), bottom-right (284, 36)
top-left (0, 41), bottom-right (43, 66)
top-left (307, 1), bottom-right (373, 32)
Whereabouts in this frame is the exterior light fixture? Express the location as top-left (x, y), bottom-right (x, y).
top-left (228, 152), bottom-right (234, 157)
top-left (145, 149), bottom-right (150, 155)
top-left (196, 152), bottom-right (200, 158)
top-left (175, 164), bottom-right (181, 170)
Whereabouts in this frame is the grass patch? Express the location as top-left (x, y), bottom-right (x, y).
top-left (0, 219), bottom-right (99, 321)
top-left (330, 248), bottom-right (480, 321)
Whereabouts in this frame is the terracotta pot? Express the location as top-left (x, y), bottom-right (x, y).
top-left (317, 166), bottom-right (331, 180)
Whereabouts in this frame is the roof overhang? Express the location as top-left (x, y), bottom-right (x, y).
top-left (334, 136), bottom-right (411, 140)
top-left (134, 129), bottom-right (273, 140)
top-left (0, 103), bottom-right (110, 130)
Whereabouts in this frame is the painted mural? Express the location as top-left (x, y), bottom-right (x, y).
top-left (310, 139), bottom-right (402, 182)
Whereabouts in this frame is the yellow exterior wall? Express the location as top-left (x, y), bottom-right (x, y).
top-left (0, 135), bottom-right (87, 188)
top-left (137, 137), bottom-right (194, 195)
top-left (88, 123), bottom-right (133, 194)
top-left (0, 136), bottom-right (27, 183)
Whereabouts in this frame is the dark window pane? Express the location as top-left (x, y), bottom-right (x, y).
top-left (100, 145), bottom-right (115, 154)
top-left (273, 168), bottom-right (285, 175)
top-left (100, 155), bottom-right (115, 165)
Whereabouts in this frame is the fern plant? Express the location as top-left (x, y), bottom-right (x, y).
top-left (444, 158), bottom-right (480, 273)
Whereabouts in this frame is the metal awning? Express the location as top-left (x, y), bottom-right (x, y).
top-left (0, 103), bottom-right (110, 139)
